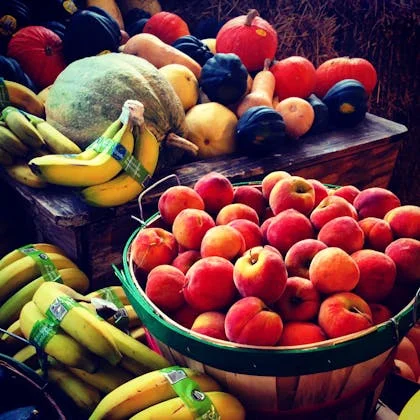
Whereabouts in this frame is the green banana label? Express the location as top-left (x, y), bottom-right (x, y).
top-left (161, 366), bottom-right (220, 419)
top-left (0, 79), bottom-right (10, 111)
top-left (46, 295), bottom-right (79, 324)
top-left (18, 245), bottom-right (62, 283)
top-left (29, 318), bottom-right (59, 349)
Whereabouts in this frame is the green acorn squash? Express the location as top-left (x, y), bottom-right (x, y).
top-left (172, 35), bottom-right (213, 66)
top-left (305, 94), bottom-right (329, 134)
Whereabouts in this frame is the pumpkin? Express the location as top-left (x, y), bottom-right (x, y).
top-left (305, 94), bottom-right (329, 135)
top-left (315, 57), bottom-right (377, 98)
top-left (0, 55), bottom-right (37, 91)
top-left (216, 9), bottom-right (278, 72)
top-left (142, 11), bottom-right (190, 44)
top-left (0, 0), bottom-right (32, 39)
top-left (7, 26), bottom-right (67, 90)
top-left (45, 52), bottom-right (190, 168)
top-left (62, 8), bottom-right (121, 63)
top-left (236, 106), bottom-right (286, 155)
top-left (200, 53), bottom-right (248, 105)
top-left (322, 79), bottom-right (368, 128)
top-left (172, 35), bottom-right (213, 66)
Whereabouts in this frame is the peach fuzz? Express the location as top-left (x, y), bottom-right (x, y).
top-left (233, 246), bottom-right (287, 304)
top-left (216, 203), bottom-right (259, 225)
top-left (273, 276), bottom-right (321, 322)
top-left (171, 304), bottom-right (200, 329)
top-left (278, 322), bottom-right (326, 346)
top-left (310, 195), bottom-right (358, 231)
top-left (145, 265), bottom-right (186, 312)
top-left (266, 209), bottom-right (314, 256)
top-left (308, 179), bottom-right (329, 207)
top-left (194, 172), bottom-right (234, 214)
top-left (330, 185), bottom-right (361, 204)
top-left (131, 227), bottom-right (178, 273)
top-left (158, 185), bottom-right (204, 225)
top-left (353, 187), bottom-right (401, 219)
top-left (369, 303), bottom-right (392, 325)
top-left (228, 219), bottom-right (263, 250)
top-left (233, 185), bottom-right (267, 219)
top-left (317, 216), bottom-right (365, 254)
top-left (352, 249), bottom-right (396, 302)
top-left (225, 296), bottom-right (283, 346)
top-left (269, 176), bottom-right (315, 216)
top-left (183, 256), bottom-right (236, 312)
top-left (384, 205), bottom-right (420, 239)
top-left (172, 250), bottom-right (202, 274)
top-left (309, 247), bottom-right (360, 294)
top-left (358, 217), bottom-right (394, 252)
top-left (385, 238), bottom-right (420, 284)
top-left (284, 239), bottom-right (328, 279)
top-left (172, 208), bottom-right (215, 250)
top-left (261, 170), bottom-right (292, 200)
top-left (190, 311), bottom-right (228, 341)
top-left (200, 225), bottom-right (246, 260)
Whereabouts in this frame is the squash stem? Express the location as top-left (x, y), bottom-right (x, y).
top-left (166, 133), bottom-right (199, 156)
top-left (246, 9), bottom-right (260, 26)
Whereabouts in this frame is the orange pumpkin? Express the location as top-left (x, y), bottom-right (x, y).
top-left (142, 11), bottom-right (190, 44)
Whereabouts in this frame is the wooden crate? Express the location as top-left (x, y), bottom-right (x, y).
top-left (0, 114), bottom-right (407, 290)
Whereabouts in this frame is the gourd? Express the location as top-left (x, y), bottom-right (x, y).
top-left (123, 8), bottom-right (150, 37)
top-left (0, 0), bottom-right (32, 39)
top-left (236, 106), bottom-right (286, 155)
top-left (200, 53), bottom-right (248, 105)
top-left (192, 17), bottom-right (226, 39)
top-left (42, 21), bottom-right (66, 40)
top-left (322, 79), bottom-right (368, 128)
top-left (305, 94), bottom-right (329, 134)
top-left (0, 55), bottom-right (37, 91)
top-left (172, 35), bottom-right (213, 66)
top-left (142, 11), bottom-right (190, 44)
top-left (29, 0), bottom-right (78, 24)
top-left (86, 0), bottom-right (125, 29)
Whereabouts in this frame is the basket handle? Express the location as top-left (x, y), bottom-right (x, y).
top-left (112, 264), bottom-right (137, 298)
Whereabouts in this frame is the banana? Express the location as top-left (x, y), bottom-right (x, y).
top-left (119, 356), bottom-right (151, 376)
top-left (81, 124), bottom-right (160, 207)
top-left (1, 319), bottom-right (26, 350)
top-left (0, 124), bottom-right (29, 156)
top-left (5, 160), bottom-right (48, 188)
top-left (0, 267), bottom-right (90, 328)
top-left (1, 79), bottom-right (45, 117)
top-left (1, 106), bottom-right (45, 148)
top-left (89, 367), bottom-right (222, 420)
top-left (12, 345), bottom-right (40, 370)
top-left (124, 305), bottom-right (142, 329)
top-left (129, 326), bottom-right (146, 341)
top-left (86, 286), bottom-right (129, 306)
top-left (32, 282), bottom-right (122, 366)
top-left (0, 252), bottom-right (77, 303)
top-left (130, 391), bottom-right (246, 420)
top-left (0, 146), bottom-right (14, 165)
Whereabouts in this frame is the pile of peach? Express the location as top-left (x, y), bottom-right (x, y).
top-left (130, 171), bottom-right (420, 347)
top-left (394, 324), bottom-right (420, 383)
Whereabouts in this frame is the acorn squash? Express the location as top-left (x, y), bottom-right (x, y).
top-left (305, 94), bottom-right (329, 134)
top-left (172, 35), bottom-right (213, 66)
top-left (0, 55), bottom-right (37, 91)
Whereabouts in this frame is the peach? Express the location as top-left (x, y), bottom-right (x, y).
top-left (261, 170), bottom-right (292, 200)
top-left (215, 203), bottom-right (260, 226)
top-left (145, 265), bottom-right (186, 312)
top-left (266, 209), bottom-right (314, 256)
top-left (353, 187), bottom-right (401, 219)
top-left (309, 247), bottom-right (360, 294)
top-left (273, 276), bottom-right (321, 321)
top-left (318, 292), bottom-right (373, 339)
top-left (190, 311), bottom-right (228, 341)
top-left (225, 296), bottom-right (283, 346)
top-left (407, 325), bottom-right (420, 357)
top-left (233, 246), bottom-right (288, 304)
top-left (330, 185), bottom-right (361, 204)
top-left (310, 195), bottom-right (358, 230)
top-left (158, 185), bottom-right (205, 225)
top-left (172, 208), bottom-right (215, 250)
top-left (262, 206), bottom-right (274, 221)
top-left (228, 219), bottom-right (263, 250)
top-left (382, 282), bottom-right (419, 315)
top-left (369, 303), bottom-right (392, 325)
top-left (278, 322), bottom-right (326, 346)
top-left (200, 225), bottom-right (246, 260)
top-left (172, 250), bottom-right (202, 274)
top-left (183, 256), bottom-right (236, 312)
top-left (269, 176), bottom-right (315, 216)
top-left (394, 359), bottom-right (416, 382)
top-left (384, 205), bottom-right (420, 239)
top-left (260, 217), bottom-right (274, 244)
top-left (284, 239), bottom-right (328, 279)
top-left (352, 249), bottom-right (396, 302)
top-left (317, 216), bottom-right (365, 254)
top-left (395, 337), bottom-right (420, 378)
top-left (194, 172), bottom-right (234, 214)
top-left (131, 227), bottom-right (178, 272)
top-left (358, 217), bottom-right (394, 252)
top-left (233, 185), bottom-right (267, 219)
top-left (308, 179), bottom-right (329, 207)
top-left (385, 238), bottom-right (420, 284)
top-left (171, 304), bottom-right (200, 329)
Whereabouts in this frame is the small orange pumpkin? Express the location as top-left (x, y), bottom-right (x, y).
top-left (142, 11), bottom-right (190, 44)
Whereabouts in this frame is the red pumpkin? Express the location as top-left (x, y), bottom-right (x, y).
top-left (7, 26), bottom-right (66, 89)
top-left (216, 9), bottom-right (278, 72)
top-left (270, 56), bottom-right (316, 100)
top-left (315, 57), bottom-right (378, 98)
top-left (142, 11), bottom-right (190, 44)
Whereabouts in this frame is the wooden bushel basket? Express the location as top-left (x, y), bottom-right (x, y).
top-left (118, 182), bottom-right (420, 419)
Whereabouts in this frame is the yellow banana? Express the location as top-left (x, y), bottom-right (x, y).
top-left (86, 285), bottom-right (129, 306)
top-left (81, 124), bottom-right (160, 207)
top-left (129, 326), bottom-right (146, 341)
top-left (32, 282), bottom-right (122, 366)
top-left (20, 301), bottom-right (99, 373)
top-left (12, 344), bottom-right (40, 370)
top-left (0, 252), bottom-right (77, 303)
top-left (5, 160), bottom-right (48, 188)
top-left (1, 319), bottom-right (25, 350)
top-left (1, 79), bottom-right (45, 117)
top-left (0, 124), bottom-right (29, 156)
top-left (0, 267), bottom-right (90, 328)
top-left (124, 305), bottom-right (142, 328)
top-left (0, 146), bottom-right (14, 165)
top-left (130, 391), bottom-right (246, 420)
top-left (119, 356), bottom-right (151, 376)
top-left (1, 106), bottom-right (45, 148)
top-left (89, 367), bottom-right (221, 420)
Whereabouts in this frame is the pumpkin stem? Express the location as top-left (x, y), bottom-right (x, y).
top-left (166, 132), bottom-right (199, 157)
top-left (45, 45), bottom-right (53, 56)
top-left (246, 9), bottom-right (260, 26)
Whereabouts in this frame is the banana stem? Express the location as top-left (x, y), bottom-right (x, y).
top-left (166, 133), bottom-right (199, 156)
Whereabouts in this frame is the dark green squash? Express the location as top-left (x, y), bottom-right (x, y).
top-left (28, 0), bottom-right (79, 24)
top-left (0, 55), bottom-right (37, 91)
top-left (126, 18), bottom-right (149, 37)
top-left (42, 20), bottom-right (66, 39)
top-left (192, 16), bottom-right (226, 39)
top-left (0, 0), bottom-right (32, 40)
top-left (236, 105), bottom-right (287, 155)
top-left (200, 53), bottom-right (248, 105)
top-left (172, 35), bottom-right (214, 66)
top-left (322, 78), bottom-right (368, 128)
top-left (306, 94), bottom-right (329, 134)
top-left (123, 7), bottom-right (151, 27)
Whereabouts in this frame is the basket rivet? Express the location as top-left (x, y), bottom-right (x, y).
top-left (186, 346), bottom-right (191, 353)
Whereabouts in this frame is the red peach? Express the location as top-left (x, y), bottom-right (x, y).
top-left (358, 217), bottom-right (394, 252)
top-left (369, 303), bottom-right (392, 325)
top-left (330, 185), bottom-right (361, 204)
top-left (383, 282), bottom-right (419, 315)
top-left (353, 187), bottom-right (401, 219)
top-left (395, 337), bottom-right (420, 378)
top-left (385, 238), bottom-right (420, 284)
top-left (233, 185), bottom-right (267, 219)
top-left (309, 247), bottom-right (360, 294)
top-left (394, 359), bottom-right (416, 382)
top-left (216, 203), bottom-right (259, 225)
top-left (308, 179), bottom-right (329, 207)
top-left (261, 170), bottom-right (292, 199)
top-left (171, 304), bottom-right (201, 329)
top-left (225, 296), bottom-right (284, 346)
top-left (228, 219), bottom-right (263, 250)
top-left (278, 322), bottom-right (326, 346)
top-left (260, 217), bottom-right (274, 244)
top-left (200, 225), bottom-right (246, 260)
top-left (262, 206), bottom-right (274, 221)
top-left (384, 205), bottom-right (420, 239)
top-left (172, 250), bottom-right (202, 274)
top-left (191, 311), bottom-right (228, 341)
